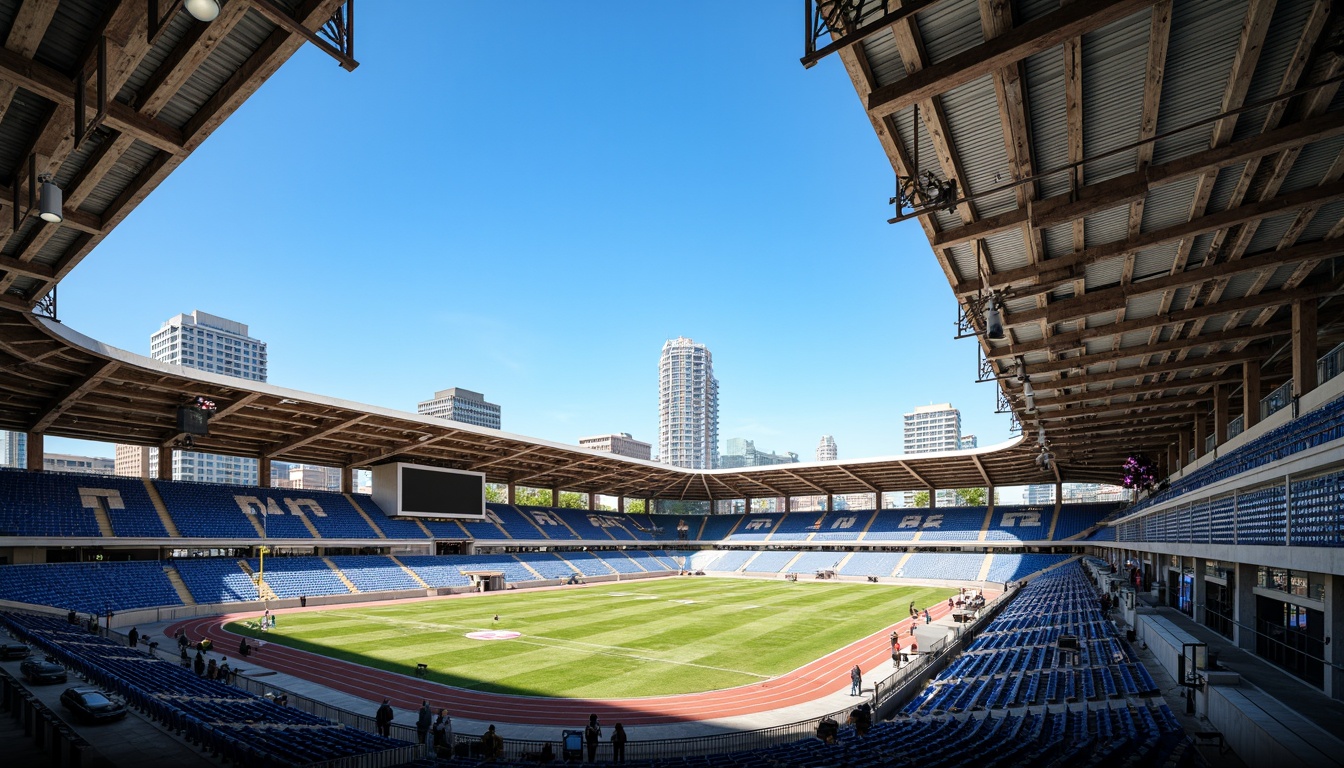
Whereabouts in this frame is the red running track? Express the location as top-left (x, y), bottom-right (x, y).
top-left (171, 590), bottom-right (990, 726)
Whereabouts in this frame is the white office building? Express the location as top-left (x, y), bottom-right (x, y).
top-left (658, 337), bottom-right (719, 469)
top-left (903, 403), bottom-right (962, 507)
top-left (579, 433), bottom-right (653, 460)
top-left (0, 430), bottom-right (25, 469)
top-left (816, 435), bottom-right (837, 462)
top-left (418, 388), bottom-right (501, 429)
top-left (140, 310), bottom-right (268, 485)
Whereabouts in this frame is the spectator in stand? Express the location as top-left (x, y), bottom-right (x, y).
top-left (417, 701), bottom-right (433, 745)
top-left (375, 699), bottom-right (394, 738)
top-left (193, 650), bottom-right (205, 676)
top-left (611, 723), bottom-right (627, 763)
top-left (482, 724), bottom-right (504, 763)
top-left (206, 657), bottom-right (218, 680)
top-left (127, 627), bottom-right (139, 648)
top-left (431, 709), bottom-right (451, 756)
top-left (179, 646), bottom-right (190, 668)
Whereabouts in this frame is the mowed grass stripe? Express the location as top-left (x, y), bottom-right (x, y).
top-left (228, 579), bottom-right (955, 697)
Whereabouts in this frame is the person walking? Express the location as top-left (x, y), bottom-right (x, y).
top-left (611, 723), bottom-right (627, 763)
top-left (417, 701), bottom-right (432, 745)
top-left (375, 699), bottom-right (394, 738)
top-left (584, 714), bottom-right (602, 762)
top-left (850, 664), bottom-right (862, 695)
top-left (924, 608), bottom-right (932, 624)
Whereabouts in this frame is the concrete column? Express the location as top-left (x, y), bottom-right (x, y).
top-left (158, 445), bottom-right (173, 480)
top-left (1243, 360), bottom-right (1262, 429)
top-left (507, 484), bottom-right (516, 505)
top-left (25, 432), bottom-right (42, 471)
top-left (1327, 574), bottom-right (1343, 698)
top-left (874, 490), bottom-right (883, 510)
top-left (1213, 384), bottom-right (1229, 445)
top-left (617, 496), bottom-right (625, 514)
top-left (1166, 443), bottom-right (1178, 477)
top-left (744, 496), bottom-right (752, 514)
top-left (1292, 299), bottom-right (1318, 397)
top-left (928, 488), bottom-right (937, 508)
top-left (1192, 557), bottom-right (1207, 625)
top-left (258, 456), bottom-right (271, 488)
top-left (1178, 431), bottom-right (1191, 469)
top-left (585, 493), bottom-right (593, 510)
top-left (341, 467), bottom-right (353, 494)
top-left (1234, 562), bottom-right (1258, 652)
top-left (550, 488), bottom-right (559, 507)
top-left (1193, 408), bottom-right (1208, 460)
top-left (986, 485), bottom-right (995, 514)
top-left (826, 494), bottom-right (833, 512)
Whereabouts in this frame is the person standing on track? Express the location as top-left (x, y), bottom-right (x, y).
top-left (584, 714), bottom-right (602, 762)
top-left (375, 699), bottom-right (394, 738)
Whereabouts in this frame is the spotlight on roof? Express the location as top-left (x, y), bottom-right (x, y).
top-left (38, 174), bottom-right (62, 223)
top-left (184, 0), bottom-right (222, 22)
top-left (984, 295), bottom-right (1004, 340)
top-left (1037, 425), bottom-right (1047, 447)
top-left (1023, 380), bottom-right (1036, 412)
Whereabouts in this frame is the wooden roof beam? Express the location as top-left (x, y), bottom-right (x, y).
top-left (936, 109), bottom-right (1344, 251)
top-left (897, 460), bottom-right (935, 490)
top-left (351, 431), bottom-right (456, 467)
top-left (28, 359), bottom-right (117, 433)
top-left (1033, 372), bottom-right (1241, 408)
top-left (868, 0), bottom-right (1158, 117)
top-left (1028, 347), bottom-right (1268, 388)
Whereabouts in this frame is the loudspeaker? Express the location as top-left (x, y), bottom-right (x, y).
top-left (177, 406), bottom-right (210, 436)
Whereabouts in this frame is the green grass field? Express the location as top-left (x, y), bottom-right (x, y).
top-left (226, 578), bottom-right (956, 698)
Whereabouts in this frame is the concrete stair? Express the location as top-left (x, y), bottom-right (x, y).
top-left (976, 554), bottom-right (995, 581)
top-left (294, 509), bottom-right (322, 538)
top-left (321, 557), bottom-right (359, 593)
top-left (237, 560), bottom-right (278, 601)
top-left (90, 500), bottom-right (115, 537)
top-left (142, 477), bottom-right (181, 536)
top-left (344, 494), bottom-right (387, 538)
top-left (893, 551), bottom-right (914, 577)
top-left (513, 555), bottom-right (545, 580)
top-left (164, 566), bottom-right (196, 605)
top-left (389, 556), bottom-right (430, 588)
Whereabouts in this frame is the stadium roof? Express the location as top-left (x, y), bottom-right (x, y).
top-left (0, 0), bottom-right (354, 313)
top-left (813, 0), bottom-right (1344, 479)
top-left (0, 309), bottom-right (1049, 500)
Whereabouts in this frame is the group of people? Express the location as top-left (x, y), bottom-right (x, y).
top-left (889, 631), bottom-right (919, 666)
top-left (584, 714), bottom-right (628, 763)
top-left (373, 704), bottom-right (631, 764)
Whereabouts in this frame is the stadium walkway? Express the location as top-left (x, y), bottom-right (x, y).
top-left (141, 587), bottom-right (977, 742)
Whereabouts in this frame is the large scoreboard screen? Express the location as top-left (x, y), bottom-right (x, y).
top-left (370, 463), bottom-right (486, 519)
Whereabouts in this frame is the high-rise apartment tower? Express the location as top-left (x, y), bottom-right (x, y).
top-left (658, 337), bottom-right (719, 469)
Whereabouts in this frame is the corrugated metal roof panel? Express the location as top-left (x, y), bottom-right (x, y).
top-left (116, 12), bottom-right (195, 106)
top-left (1264, 262), bottom-right (1302, 291)
top-left (1169, 286), bottom-right (1193, 309)
top-left (863, 28), bottom-right (906, 90)
top-left (914, 0), bottom-right (988, 67)
top-left (941, 75), bottom-right (1019, 216)
top-left (0, 214), bottom-right (41, 258)
top-left (0, 90), bottom-right (45, 182)
top-left (1230, 0), bottom-right (1315, 145)
top-left (1299, 199), bottom-right (1344, 241)
top-left (1121, 329), bottom-right (1156, 347)
top-left (32, 0), bottom-right (102, 75)
top-left (158, 9), bottom-right (280, 129)
top-left (1279, 135), bottom-right (1344, 194)
top-left (1017, 0), bottom-right (1063, 23)
top-left (30, 227), bottom-right (82, 269)
top-left (1011, 323), bottom-right (1044, 344)
top-left (1124, 292), bottom-right (1165, 320)
top-left (1084, 203), bottom-right (1131, 247)
top-left (1221, 271), bottom-right (1260, 300)
top-left (1023, 48), bottom-right (1070, 200)
top-left (1084, 253), bottom-right (1125, 290)
top-left (1042, 222), bottom-right (1074, 261)
top-left (54, 125), bottom-right (112, 189)
top-left (1080, 9), bottom-right (1152, 184)
top-left (984, 226), bottom-right (1030, 272)
top-left (1141, 175), bottom-right (1200, 232)
top-left (1244, 210), bottom-right (1297, 253)
top-left (80, 141), bottom-right (162, 216)
top-left (1133, 241), bottom-right (1181, 280)
top-left (1207, 162), bottom-right (1249, 213)
top-left (948, 241), bottom-right (978, 279)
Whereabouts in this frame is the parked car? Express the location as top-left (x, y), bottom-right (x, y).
top-left (60, 687), bottom-right (127, 723)
top-left (19, 657), bottom-right (67, 684)
top-left (0, 642), bottom-right (31, 660)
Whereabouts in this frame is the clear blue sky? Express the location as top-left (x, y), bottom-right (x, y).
top-left (45, 2), bottom-right (1020, 482)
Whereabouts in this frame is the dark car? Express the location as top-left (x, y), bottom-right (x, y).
top-left (19, 657), bottom-right (67, 684)
top-left (0, 642), bottom-right (30, 660)
top-left (60, 687), bottom-right (128, 723)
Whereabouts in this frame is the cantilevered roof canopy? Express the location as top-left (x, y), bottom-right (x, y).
top-left (0, 0), bottom-right (354, 313)
top-left (0, 309), bottom-right (1052, 499)
top-left (811, 0), bottom-right (1344, 479)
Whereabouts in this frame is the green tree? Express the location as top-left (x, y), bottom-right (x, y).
top-left (485, 484), bottom-right (506, 503)
top-left (955, 487), bottom-right (987, 506)
top-left (624, 499), bottom-right (647, 514)
top-left (911, 490), bottom-right (930, 508)
top-left (557, 491), bottom-right (587, 509)
top-left (514, 487), bottom-right (552, 506)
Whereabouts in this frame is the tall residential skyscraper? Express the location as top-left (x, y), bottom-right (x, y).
top-left (816, 435), bottom-right (837, 461)
top-left (147, 310), bottom-right (268, 485)
top-left (903, 403), bottom-right (962, 507)
top-left (418, 388), bottom-right (501, 429)
top-left (0, 430), bottom-right (26, 469)
top-left (658, 337), bottom-right (719, 469)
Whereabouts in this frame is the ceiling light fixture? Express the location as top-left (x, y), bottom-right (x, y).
top-left (1022, 380), bottom-right (1036, 412)
top-left (184, 0), bottom-right (222, 22)
top-left (984, 295), bottom-right (1004, 340)
top-left (38, 174), bottom-right (62, 223)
